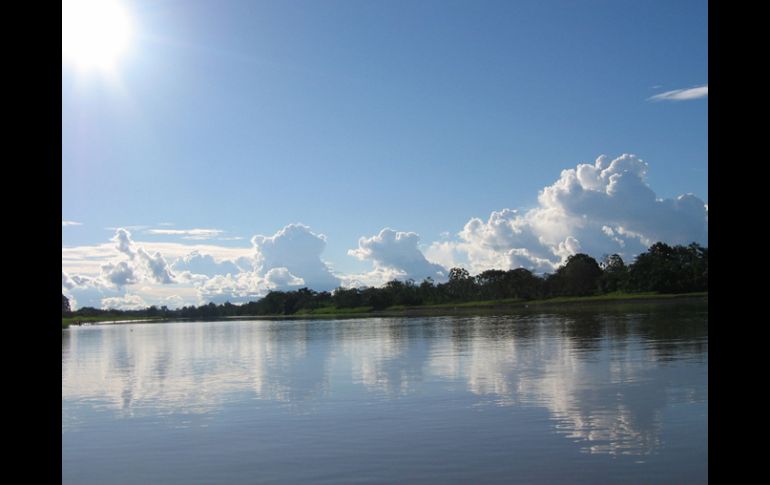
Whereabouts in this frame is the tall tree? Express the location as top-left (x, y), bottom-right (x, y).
top-left (446, 267), bottom-right (476, 301)
top-left (558, 254), bottom-right (603, 296)
top-left (598, 254), bottom-right (628, 293)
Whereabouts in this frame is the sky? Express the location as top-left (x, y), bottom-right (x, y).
top-left (62, 0), bottom-right (708, 310)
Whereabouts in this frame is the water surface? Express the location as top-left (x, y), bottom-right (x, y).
top-left (62, 304), bottom-right (707, 483)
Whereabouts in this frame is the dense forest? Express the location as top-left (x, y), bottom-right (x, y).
top-left (63, 241), bottom-right (707, 320)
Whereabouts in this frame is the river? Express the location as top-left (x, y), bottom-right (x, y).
top-left (62, 303), bottom-right (707, 483)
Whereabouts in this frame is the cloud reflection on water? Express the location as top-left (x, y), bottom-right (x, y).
top-left (62, 310), bottom-right (706, 456)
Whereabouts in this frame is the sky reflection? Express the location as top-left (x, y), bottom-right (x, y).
top-left (63, 310), bottom-right (707, 456)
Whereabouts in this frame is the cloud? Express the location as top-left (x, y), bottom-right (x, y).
top-left (174, 270), bottom-right (209, 285)
top-left (146, 228), bottom-right (225, 240)
top-left (428, 154), bottom-right (707, 274)
top-left (62, 270), bottom-right (123, 310)
top-left (190, 223), bottom-right (340, 303)
top-left (101, 261), bottom-right (139, 288)
top-left (338, 267), bottom-right (416, 289)
top-left (65, 228), bottom-right (180, 309)
top-left (62, 271), bottom-right (75, 290)
top-left (129, 285), bottom-right (203, 309)
top-left (537, 154), bottom-right (707, 246)
top-left (251, 224), bottom-right (340, 291)
top-left (62, 220), bottom-right (82, 227)
top-left (62, 271), bottom-right (104, 290)
top-left (171, 250), bottom-right (243, 277)
top-left (62, 159), bottom-right (707, 309)
top-left (425, 209), bottom-right (564, 275)
top-left (162, 295), bottom-right (187, 309)
top-left (264, 267), bottom-right (305, 288)
top-left (101, 294), bottom-right (148, 311)
top-left (106, 225), bottom-right (150, 232)
top-left (112, 228), bottom-right (136, 259)
top-left (137, 247), bottom-right (175, 284)
top-left (63, 235), bottom-right (255, 309)
top-left (648, 84), bottom-right (708, 102)
top-left (62, 241), bottom-right (251, 278)
top-left (198, 273), bottom-right (267, 305)
top-left (107, 228), bottom-right (176, 284)
top-left (349, 228), bottom-right (447, 284)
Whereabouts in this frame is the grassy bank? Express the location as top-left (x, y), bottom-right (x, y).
top-left (281, 291), bottom-right (707, 319)
top-left (62, 292), bottom-right (707, 328)
top-left (62, 315), bottom-right (165, 329)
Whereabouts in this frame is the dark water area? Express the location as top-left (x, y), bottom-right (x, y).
top-left (62, 303), bottom-right (707, 483)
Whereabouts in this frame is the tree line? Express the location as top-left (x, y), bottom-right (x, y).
top-left (62, 241), bottom-right (707, 319)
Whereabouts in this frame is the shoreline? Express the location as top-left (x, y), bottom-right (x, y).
top-left (63, 292), bottom-right (707, 327)
top-left (271, 292), bottom-right (708, 320)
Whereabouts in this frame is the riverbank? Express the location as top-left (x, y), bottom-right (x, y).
top-left (63, 292), bottom-right (706, 328)
top-left (62, 315), bottom-right (166, 329)
top-left (289, 291), bottom-right (707, 319)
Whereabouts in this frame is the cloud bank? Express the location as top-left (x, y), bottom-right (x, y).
top-left (426, 154), bottom-right (707, 274)
top-left (63, 154), bottom-right (707, 309)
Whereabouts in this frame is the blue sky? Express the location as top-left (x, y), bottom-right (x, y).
top-left (62, 0), bottom-right (708, 309)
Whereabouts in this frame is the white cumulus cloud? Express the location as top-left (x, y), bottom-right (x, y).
top-left (348, 228), bottom-right (447, 284)
top-left (171, 250), bottom-right (243, 277)
top-left (101, 294), bottom-right (148, 311)
top-left (198, 273), bottom-right (267, 305)
top-left (427, 154), bottom-right (707, 275)
top-left (61, 158), bottom-right (706, 309)
top-left (112, 228), bottom-right (136, 259)
top-left (63, 229), bottom-right (180, 309)
top-left (137, 247), bottom-right (175, 284)
top-left (101, 261), bottom-right (139, 288)
top-left (108, 228), bottom-right (176, 284)
top-left (264, 267), bottom-right (305, 288)
top-left (251, 224), bottom-right (340, 291)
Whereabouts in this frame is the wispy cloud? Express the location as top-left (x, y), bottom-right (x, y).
top-left (106, 225), bottom-right (150, 231)
top-left (648, 84), bottom-right (708, 102)
top-left (62, 220), bottom-right (82, 227)
top-left (146, 228), bottom-right (225, 240)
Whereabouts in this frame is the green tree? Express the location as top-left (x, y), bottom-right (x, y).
top-left (628, 242), bottom-right (680, 293)
top-left (598, 254), bottom-right (628, 293)
top-left (627, 242), bottom-right (708, 293)
top-left (333, 287), bottom-right (363, 308)
top-left (418, 277), bottom-right (439, 304)
top-left (505, 268), bottom-right (543, 300)
top-left (476, 269), bottom-right (507, 300)
top-left (557, 253), bottom-right (603, 296)
top-left (446, 267), bottom-right (476, 301)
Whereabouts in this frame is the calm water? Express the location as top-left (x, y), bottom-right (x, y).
top-left (62, 304), bottom-right (707, 483)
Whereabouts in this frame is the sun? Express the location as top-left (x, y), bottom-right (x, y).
top-left (62, 0), bottom-right (133, 72)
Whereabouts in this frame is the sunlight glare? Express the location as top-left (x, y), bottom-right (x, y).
top-left (62, 0), bottom-right (133, 71)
